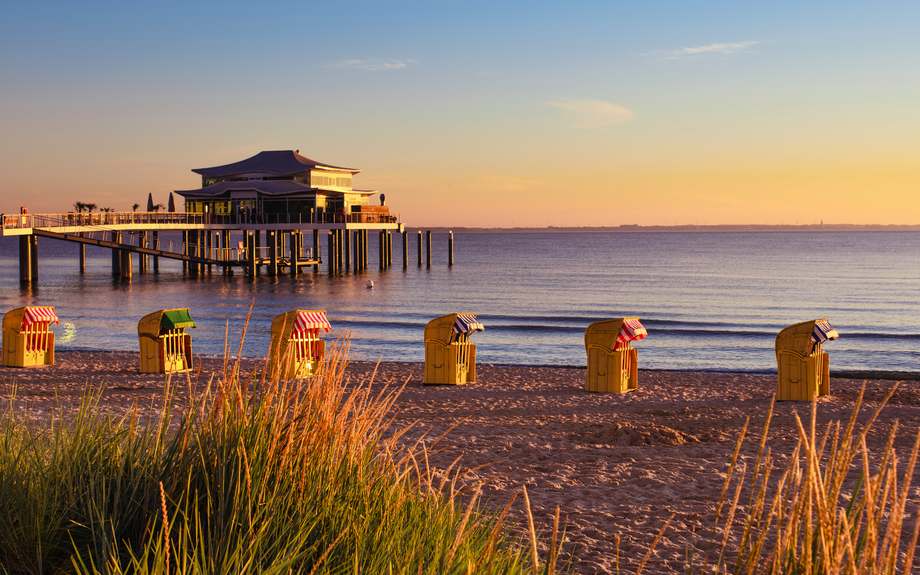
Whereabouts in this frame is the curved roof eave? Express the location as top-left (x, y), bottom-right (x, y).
top-left (175, 180), bottom-right (318, 198)
top-left (192, 150), bottom-right (361, 178)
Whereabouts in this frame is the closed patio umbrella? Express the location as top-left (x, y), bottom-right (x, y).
top-left (146, 193), bottom-right (154, 212)
top-left (168, 193), bottom-right (176, 212)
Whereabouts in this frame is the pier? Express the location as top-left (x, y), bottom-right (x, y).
top-left (1, 210), bottom-right (406, 282)
top-left (0, 150), bottom-right (463, 284)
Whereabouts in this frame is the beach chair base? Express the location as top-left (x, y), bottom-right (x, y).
top-left (776, 351), bottom-right (830, 401)
top-left (424, 341), bottom-right (476, 385)
top-left (585, 346), bottom-right (638, 393)
top-left (2, 331), bottom-right (55, 367)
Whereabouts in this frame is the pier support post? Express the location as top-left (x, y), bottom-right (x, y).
top-left (379, 231), bottom-right (385, 270)
top-left (268, 230), bottom-right (278, 277)
top-left (19, 235), bottom-right (31, 283)
top-left (187, 231), bottom-right (197, 277)
top-left (417, 231), bottom-right (422, 267)
top-left (247, 232), bottom-right (256, 278)
top-left (327, 232), bottom-right (335, 274)
top-left (313, 230), bottom-right (320, 272)
top-left (289, 231), bottom-right (298, 277)
top-left (448, 231), bottom-right (454, 266)
top-left (296, 231), bottom-right (304, 272)
top-left (153, 231), bottom-right (159, 272)
top-left (139, 231), bottom-right (148, 273)
top-left (402, 231), bottom-right (408, 268)
top-left (30, 235), bottom-right (38, 282)
top-left (121, 249), bottom-right (132, 279)
top-left (353, 231), bottom-right (359, 272)
top-left (344, 230), bottom-right (351, 271)
top-left (426, 231), bottom-right (432, 268)
top-left (79, 238), bottom-right (85, 273)
top-left (111, 231), bottom-right (122, 277)
top-left (206, 232), bottom-right (213, 275)
top-left (387, 231), bottom-right (393, 267)
top-left (362, 230), bottom-right (368, 270)
top-left (182, 231), bottom-right (188, 273)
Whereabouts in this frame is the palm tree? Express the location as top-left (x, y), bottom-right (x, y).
top-left (132, 203), bottom-right (140, 212)
top-left (152, 203), bottom-right (164, 213)
top-left (85, 203), bottom-right (97, 212)
top-left (73, 202), bottom-right (86, 213)
top-left (101, 207), bottom-right (113, 212)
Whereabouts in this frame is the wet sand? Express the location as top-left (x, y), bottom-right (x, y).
top-left (3, 352), bottom-right (919, 573)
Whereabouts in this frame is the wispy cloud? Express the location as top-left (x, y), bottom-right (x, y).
top-left (326, 59), bottom-right (417, 71)
top-left (650, 41), bottom-right (759, 59)
top-left (547, 99), bottom-right (635, 129)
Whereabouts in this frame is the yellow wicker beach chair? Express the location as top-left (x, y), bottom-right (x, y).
top-left (775, 319), bottom-right (838, 401)
top-left (424, 313), bottom-right (483, 385)
top-left (2, 306), bottom-right (59, 367)
top-left (138, 309), bottom-right (196, 374)
top-left (270, 310), bottom-right (330, 379)
top-left (584, 317), bottom-right (648, 393)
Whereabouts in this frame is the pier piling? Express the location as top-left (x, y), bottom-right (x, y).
top-left (120, 249), bottom-right (132, 279)
top-left (313, 230), bottom-right (320, 272)
top-left (448, 231), bottom-right (453, 266)
top-left (387, 231), bottom-right (393, 267)
top-left (78, 237), bottom-right (85, 273)
top-left (426, 231), bottom-right (431, 268)
top-left (111, 231), bottom-right (122, 277)
top-left (402, 231), bottom-right (408, 268)
top-left (247, 232), bottom-right (256, 278)
top-left (19, 235), bottom-right (31, 283)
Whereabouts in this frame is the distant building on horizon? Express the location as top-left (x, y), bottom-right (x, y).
top-left (174, 150), bottom-right (382, 223)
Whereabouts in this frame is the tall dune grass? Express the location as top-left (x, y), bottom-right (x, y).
top-left (0, 335), bottom-right (570, 575)
top-left (698, 388), bottom-right (920, 574)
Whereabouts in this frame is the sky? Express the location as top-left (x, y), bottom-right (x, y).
top-left (1, 0), bottom-right (918, 227)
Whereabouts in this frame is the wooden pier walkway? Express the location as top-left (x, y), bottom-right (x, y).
top-left (2, 210), bottom-right (409, 283)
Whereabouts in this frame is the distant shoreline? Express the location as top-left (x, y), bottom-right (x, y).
top-left (405, 223), bottom-right (920, 233)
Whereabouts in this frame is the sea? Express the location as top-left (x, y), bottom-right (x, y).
top-left (0, 230), bottom-right (917, 376)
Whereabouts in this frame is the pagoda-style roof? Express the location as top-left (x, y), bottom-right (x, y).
top-left (192, 151), bottom-right (360, 178)
top-left (175, 180), bottom-right (376, 198)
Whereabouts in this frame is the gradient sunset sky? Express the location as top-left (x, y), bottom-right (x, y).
top-left (2, 1), bottom-right (918, 227)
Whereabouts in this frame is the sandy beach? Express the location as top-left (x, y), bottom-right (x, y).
top-left (2, 352), bottom-right (919, 574)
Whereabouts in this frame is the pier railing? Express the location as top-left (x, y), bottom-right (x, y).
top-left (2, 212), bottom-right (205, 231)
top-left (207, 212), bottom-right (401, 225)
top-left (2, 210), bottom-right (400, 231)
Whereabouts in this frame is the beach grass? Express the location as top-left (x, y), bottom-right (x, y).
top-left (2, 334), bottom-right (918, 575)
top-left (0, 335), bottom-right (571, 575)
top-left (696, 388), bottom-right (920, 574)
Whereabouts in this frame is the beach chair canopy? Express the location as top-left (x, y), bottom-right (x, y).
top-left (22, 306), bottom-right (60, 328)
top-left (618, 318), bottom-right (647, 345)
top-left (585, 317), bottom-right (648, 351)
top-left (453, 314), bottom-right (484, 334)
top-left (161, 309), bottom-right (196, 330)
top-left (812, 320), bottom-right (838, 342)
top-left (293, 311), bottom-right (331, 333)
top-left (776, 318), bottom-right (837, 357)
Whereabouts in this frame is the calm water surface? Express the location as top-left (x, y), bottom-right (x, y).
top-left (0, 231), bottom-right (917, 374)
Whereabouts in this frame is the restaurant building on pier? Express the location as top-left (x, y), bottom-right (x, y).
top-left (175, 150), bottom-right (393, 225)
